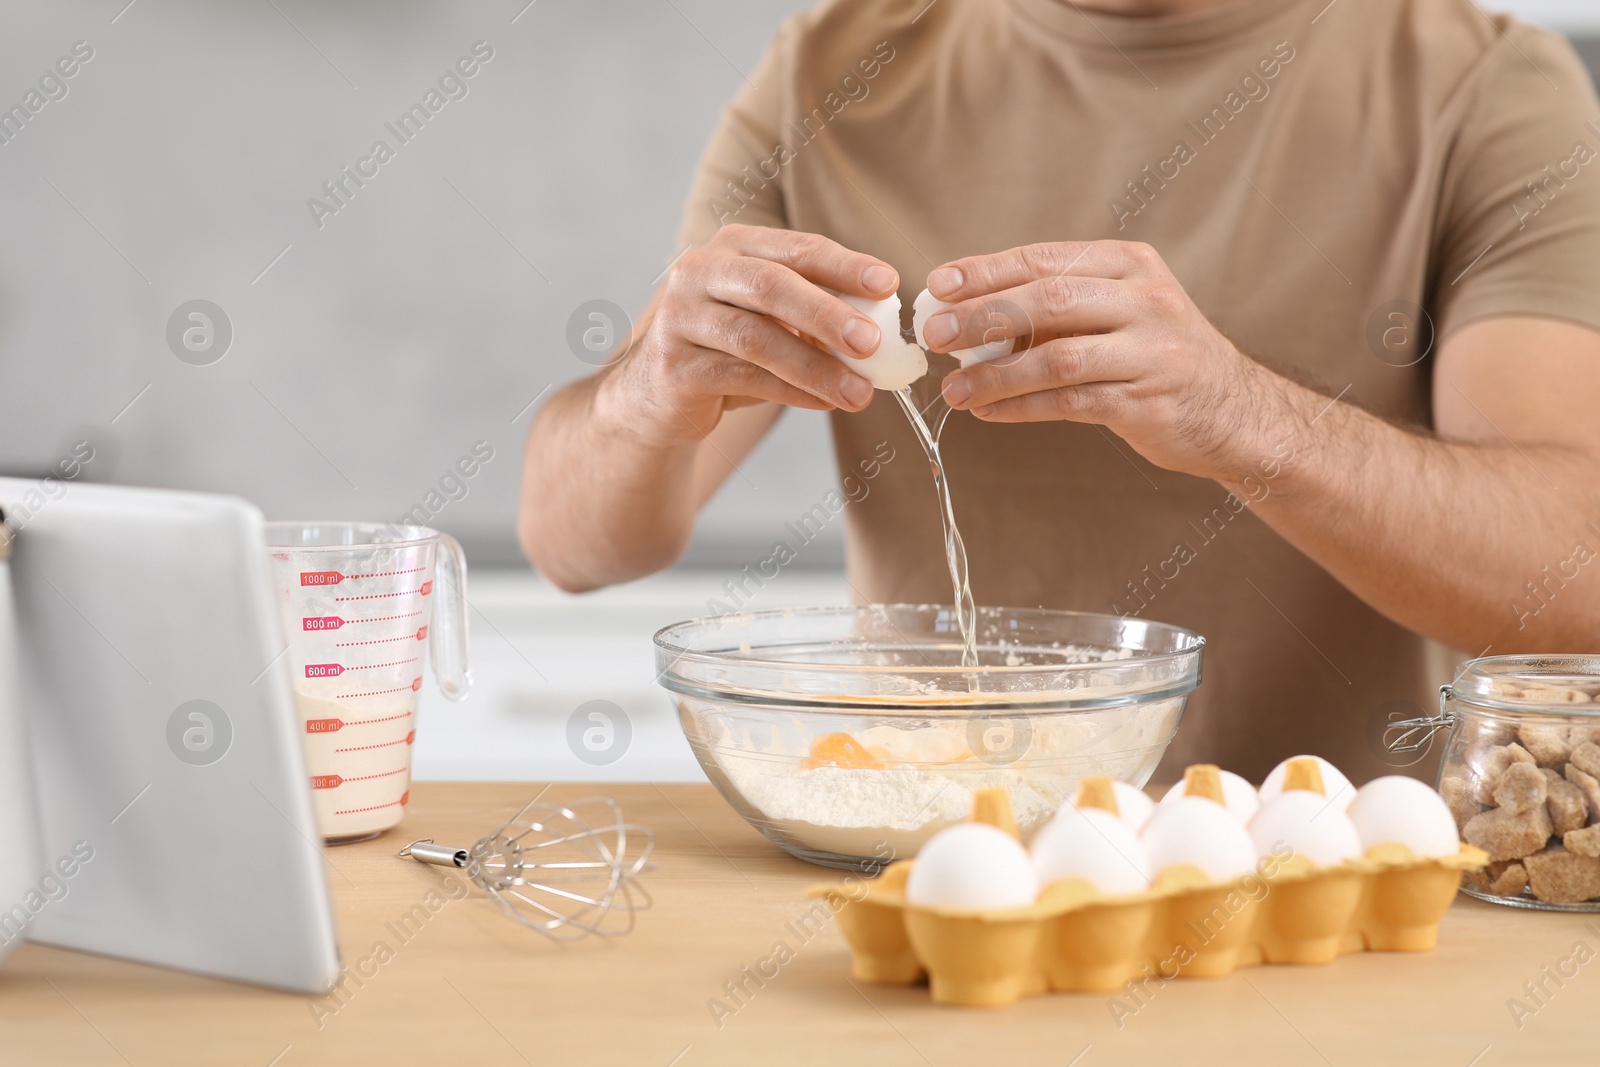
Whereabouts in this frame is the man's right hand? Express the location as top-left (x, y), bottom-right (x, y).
top-left (593, 224), bottom-right (900, 445)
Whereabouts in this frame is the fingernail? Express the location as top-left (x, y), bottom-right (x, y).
top-left (925, 312), bottom-right (958, 348)
top-left (841, 375), bottom-right (874, 407)
top-left (928, 267), bottom-right (963, 296)
top-left (972, 403), bottom-right (996, 418)
top-left (842, 317), bottom-right (880, 355)
top-left (942, 374), bottom-right (972, 407)
top-left (862, 264), bottom-right (896, 294)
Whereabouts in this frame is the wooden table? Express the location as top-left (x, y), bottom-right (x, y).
top-left (1, 783), bottom-right (1595, 1066)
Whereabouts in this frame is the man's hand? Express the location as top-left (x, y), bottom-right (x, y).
top-left (596, 224), bottom-right (899, 446)
top-left (922, 240), bottom-right (1273, 480)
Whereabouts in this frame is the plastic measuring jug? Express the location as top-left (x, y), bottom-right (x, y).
top-left (264, 522), bottom-right (470, 843)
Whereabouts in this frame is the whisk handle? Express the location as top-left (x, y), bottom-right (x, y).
top-left (400, 839), bottom-right (468, 867)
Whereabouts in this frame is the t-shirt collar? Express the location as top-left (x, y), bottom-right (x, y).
top-left (1007, 0), bottom-right (1313, 52)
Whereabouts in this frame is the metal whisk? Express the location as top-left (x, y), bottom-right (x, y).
top-left (400, 795), bottom-right (654, 940)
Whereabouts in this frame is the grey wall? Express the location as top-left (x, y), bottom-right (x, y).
top-left (0, 1), bottom-right (1595, 568)
top-left (0, 0), bottom-right (824, 566)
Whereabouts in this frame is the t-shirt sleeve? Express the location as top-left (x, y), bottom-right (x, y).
top-left (1431, 24), bottom-right (1600, 340)
top-left (673, 21), bottom-right (796, 251)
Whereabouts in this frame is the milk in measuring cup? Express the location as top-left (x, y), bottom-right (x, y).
top-left (265, 523), bottom-right (470, 843)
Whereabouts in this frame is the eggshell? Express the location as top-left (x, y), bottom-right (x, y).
top-left (1161, 770), bottom-right (1261, 824)
top-left (906, 823), bottom-right (1039, 909)
top-left (911, 288), bottom-right (1016, 368)
top-left (1346, 775), bottom-right (1461, 858)
top-left (1103, 781), bottom-right (1156, 832)
top-left (1248, 790), bottom-right (1362, 867)
top-left (1258, 755), bottom-right (1355, 811)
top-left (834, 293), bottom-right (927, 390)
top-left (1140, 797), bottom-right (1258, 882)
top-left (1031, 806), bottom-right (1152, 895)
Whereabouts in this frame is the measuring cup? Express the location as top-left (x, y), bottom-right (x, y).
top-left (264, 522), bottom-right (470, 843)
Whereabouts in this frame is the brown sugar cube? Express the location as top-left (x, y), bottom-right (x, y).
top-left (1464, 717), bottom-right (1516, 748)
top-left (1564, 824), bottom-right (1600, 858)
top-left (1547, 775), bottom-right (1590, 834)
top-left (1565, 765), bottom-right (1600, 825)
top-left (1489, 863), bottom-right (1529, 898)
top-left (1467, 743), bottom-right (1537, 804)
top-left (1463, 861), bottom-right (1505, 891)
top-left (1569, 726), bottom-right (1600, 749)
top-left (1492, 761), bottom-right (1548, 814)
top-left (1524, 846), bottom-right (1600, 904)
top-left (1439, 776), bottom-right (1482, 831)
top-left (1464, 803), bottom-right (1554, 861)
top-left (1569, 742), bottom-right (1600, 781)
top-left (1517, 723), bottom-right (1573, 768)
top-left (1519, 686), bottom-right (1591, 705)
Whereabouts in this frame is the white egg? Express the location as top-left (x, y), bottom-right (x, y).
top-left (1140, 797), bottom-right (1258, 883)
top-left (1346, 776), bottom-right (1461, 859)
top-left (1248, 790), bottom-right (1362, 867)
top-left (1160, 770), bottom-right (1261, 824)
top-left (1258, 755), bottom-right (1354, 811)
top-left (911, 288), bottom-right (1016, 368)
top-left (1103, 781), bottom-right (1156, 832)
top-left (834, 293), bottom-right (927, 390)
top-left (906, 823), bottom-right (1039, 910)
top-left (1031, 806), bottom-right (1152, 895)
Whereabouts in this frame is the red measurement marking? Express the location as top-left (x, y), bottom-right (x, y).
top-left (334, 737), bottom-right (411, 753)
top-left (369, 567), bottom-right (426, 579)
top-left (271, 552), bottom-right (289, 561)
top-left (334, 587), bottom-right (426, 602)
top-left (406, 729), bottom-right (416, 744)
top-left (335, 633), bottom-right (419, 648)
top-left (417, 625), bottom-right (427, 640)
top-left (300, 571), bottom-right (345, 587)
top-left (342, 712), bottom-right (411, 727)
top-left (303, 616), bottom-right (345, 631)
top-left (344, 657), bottom-right (419, 672)
top-left (336, 681), bottom-right (422, 700)
top-left (350, 612), bottom-right (423, 625)
top-left (344, 767), bottom-right (408, 783)
top-left (310, 774), bottom-right (343, 789)
top-left (334, 792), bottom-right (407, 817)
top-left (306, 711), bottom-right (411, 733)
top-left (307, 658), bottom-right (417, 677)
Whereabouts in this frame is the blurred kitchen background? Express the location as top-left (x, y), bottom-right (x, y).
top-left (2, 1), bottom-right (1597, 783)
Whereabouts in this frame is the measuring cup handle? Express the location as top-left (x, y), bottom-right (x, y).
top-left (430, 532), bottom-right (472, 701)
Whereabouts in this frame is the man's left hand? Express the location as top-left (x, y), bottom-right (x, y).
top-left (923, 241), bottom-right (1281, 480)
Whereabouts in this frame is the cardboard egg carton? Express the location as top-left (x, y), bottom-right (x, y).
top-left (809, 784), bottom-right (1488, 1007)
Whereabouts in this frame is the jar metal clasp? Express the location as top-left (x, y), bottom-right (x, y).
top-left (1382, 685), bottom-right (1458, 754)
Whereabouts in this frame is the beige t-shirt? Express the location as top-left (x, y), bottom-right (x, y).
top-left (675, 0), bottom-right (1600, 783)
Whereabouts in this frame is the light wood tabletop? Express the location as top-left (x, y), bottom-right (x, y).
top-left (0, 782), bottom-right (1595, 1067)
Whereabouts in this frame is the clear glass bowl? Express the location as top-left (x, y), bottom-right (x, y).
top-left (1429, 655), bottom-right (1600, 911)
top-left (653, 604), bottom-right (1204, 870)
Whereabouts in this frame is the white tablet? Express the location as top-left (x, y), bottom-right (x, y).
top-left (0, 478), bottom-right (341, 993)
top-left (0, 524), bottom-right (44, 963)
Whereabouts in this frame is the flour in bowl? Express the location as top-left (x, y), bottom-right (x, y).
top-left (705, 697), bottom-right (1180, 861)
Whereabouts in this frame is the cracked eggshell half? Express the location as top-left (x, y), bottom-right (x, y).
top-left (831, 293), bottom-right (927, 390)
top-left (912, 288), bottom-right (1016, 368)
